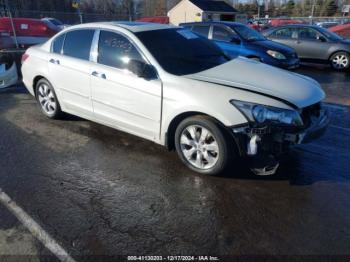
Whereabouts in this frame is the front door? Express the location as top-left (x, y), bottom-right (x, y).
top-left (90, 30), bottom-right (162, 141)
top-left (296, 27), bottom-right (332, 60)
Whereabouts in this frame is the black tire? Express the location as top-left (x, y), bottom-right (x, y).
top-left (174, 115), bottom-right (235, 176)
top-left (330, 52), bottom-right (350, 71)
top-left (35, 78), bottom-right (64, 119)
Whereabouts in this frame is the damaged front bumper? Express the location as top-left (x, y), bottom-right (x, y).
top-left (231, 107), bottom-right (330, 175)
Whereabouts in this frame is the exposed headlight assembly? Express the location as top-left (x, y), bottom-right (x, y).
top-left (231, 100), bottom-right (303, 126)
top-left (267, 50), bottom-right (286, 60)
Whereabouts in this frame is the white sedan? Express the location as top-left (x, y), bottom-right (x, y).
top-left (21, 22), bottom-right (329, 176)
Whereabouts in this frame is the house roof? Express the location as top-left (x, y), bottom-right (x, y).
top-left (189, 0), bottom-right (238, 12)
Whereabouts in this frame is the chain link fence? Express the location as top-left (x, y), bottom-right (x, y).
top-left (9, 10), bottom-right (129, 25)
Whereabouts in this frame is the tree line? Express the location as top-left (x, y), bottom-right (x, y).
top-left (236, 0), bottom-right (341, 17)
top-left (1, 0), bottom-right (347, 18)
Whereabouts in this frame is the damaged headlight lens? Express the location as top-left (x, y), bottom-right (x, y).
top-left (231, 100), bottom-right (303, 126)
top-left (267, 50), bottom-right (286, 60)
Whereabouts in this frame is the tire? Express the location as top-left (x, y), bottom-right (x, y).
top-left (330, 52), bottom-right (350, 71)
top-left (35, 78), bottom-right (63, 119)
top-left (174, 115), bottom-right (235, 176)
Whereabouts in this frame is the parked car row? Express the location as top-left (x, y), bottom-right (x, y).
top-left (181, 21), bottom-right (300, 69)
top-left (21, 22), bottom-right (329, 176)
top-left (263, 25), bottom-right (350, 70)
top-left (182, 21), bottom-right (350, 71)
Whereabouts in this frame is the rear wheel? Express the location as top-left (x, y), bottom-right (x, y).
top-left (330, 52), bottom-right (350, 70)
top-left (35, 79), bottom-right (63, 119)
top-left (175, 116), bottom-right (235, 176)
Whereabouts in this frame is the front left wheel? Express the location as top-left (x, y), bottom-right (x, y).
top-left (35, 78), bottom-right (63, 119)
top-left (174, 116), bottom-right (235, 176)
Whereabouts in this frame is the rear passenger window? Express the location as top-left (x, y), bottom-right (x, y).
top-left (192, 26), bottom-right (210, 38)
top-left (98, 30), bottom-right (144, 69)
top-left (63, 30), bottom-right (95, 60)
top-left (273, 28), bottom-right (297, 39)
top-left (52, 34), bottom-right (65, 54)
top-left (212, 26), bottom-right (232, 42)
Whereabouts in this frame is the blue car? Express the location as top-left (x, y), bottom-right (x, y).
top-left (180, 21), bottom-right (300, 69)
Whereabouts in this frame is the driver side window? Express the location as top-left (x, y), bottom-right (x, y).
top-left (298, 28), bottom-right (322, 41)
top-left (98, 31), bottom-right (145, 69)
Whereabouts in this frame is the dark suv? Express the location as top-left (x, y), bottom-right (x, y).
top-left (180, 21), bottom-right (299, 69)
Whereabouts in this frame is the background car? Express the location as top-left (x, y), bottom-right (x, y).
top-left (0, 17), bottom-right (59, 48)
top-left (269, 18), bottom-right (304, 27)
top-left (263, 24), bottom-right (350, 70)
top-left (316, 21), bottom-right (339, 29)
top-left (41, 17), bottom-right (70, 31)
top-left (329, 23), bottom-right (350, 39)
top-left (180, 21), bottom-right (299, 69)
top-left (136, 16), bottom-right (169, 24)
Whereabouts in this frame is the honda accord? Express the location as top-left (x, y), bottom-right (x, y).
top-left (22, 22), bottom-right (329, 176)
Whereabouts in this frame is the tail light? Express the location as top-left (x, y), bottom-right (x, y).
top-left (21, 53), bottom-right (29, 63)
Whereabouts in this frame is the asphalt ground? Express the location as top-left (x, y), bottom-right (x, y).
top-left (0, 64), bottom-right (349, 261)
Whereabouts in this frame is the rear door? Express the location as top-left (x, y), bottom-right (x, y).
top-left (48, 29), bottom-right (95, 118)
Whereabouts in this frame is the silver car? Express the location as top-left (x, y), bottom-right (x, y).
top-left (21, 22), bottom-right (329, 176)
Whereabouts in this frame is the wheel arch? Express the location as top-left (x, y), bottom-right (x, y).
top-left (164, 111), bottom-right (239, 152)
top-left (33, 75), bottom-right (46, 96)
top-left (328, 50), bottom-right (350, 61)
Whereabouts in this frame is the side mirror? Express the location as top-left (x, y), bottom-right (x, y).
top-left (318, 35), bottom-right (327, 42)
top-left (230, 36), bottom-right (241, 44)
top-left (127, 59), bottom-right (157, 80)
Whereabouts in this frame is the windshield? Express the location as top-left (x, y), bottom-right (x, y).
top-left (231, 24), bottom-right (266, 41)
top-left (318, 27), bottom-right (343, 41)
top-left (135, 28), bottom-right (230, 76)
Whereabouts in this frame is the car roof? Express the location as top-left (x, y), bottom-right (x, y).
top-left (66, 21), bottom-right (177, 33)
top-left (271, 24), bottom-right (320, 29)
top-left (180, 21), bottom-right (245, 27)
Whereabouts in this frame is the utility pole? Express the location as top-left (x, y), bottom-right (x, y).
top-left (4, 0), bottom-right (18, 48)
top-left (311, 0), bottom-right (316, 24)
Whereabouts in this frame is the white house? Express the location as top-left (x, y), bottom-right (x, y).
top-left (168, 0), bottom-right (245, 26)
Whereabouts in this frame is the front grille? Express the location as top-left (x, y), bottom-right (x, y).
top-left (301, 103), bottom-right (321, 127)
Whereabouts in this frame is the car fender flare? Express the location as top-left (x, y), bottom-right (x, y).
top-left (161, 105), bottom-right (247, 148)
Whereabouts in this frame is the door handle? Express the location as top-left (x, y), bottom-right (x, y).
top-left (49, 59), bottom-right (60, 65)
top-left (92, 71), bottom-right (106, 79)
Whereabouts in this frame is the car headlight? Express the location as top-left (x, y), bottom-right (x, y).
top-left (267, 50), bottom-right (286, 60)
top-left (231, 100), bottom-right (303, 126)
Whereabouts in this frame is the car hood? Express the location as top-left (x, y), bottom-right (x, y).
top-left (247, 39), bottom-right (296, 55)
top-left (185, 57), bottom-right (325, 109)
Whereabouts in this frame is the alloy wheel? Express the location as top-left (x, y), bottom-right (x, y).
top-left (332, 54), bottom-right (349, 69)
top-left (37, 83), bottom-right (57, 115)
top-left (180, 125), bottom-right (219, 170)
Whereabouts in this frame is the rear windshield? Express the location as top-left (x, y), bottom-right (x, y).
top-left (135, 28), bottom-right (229, 76)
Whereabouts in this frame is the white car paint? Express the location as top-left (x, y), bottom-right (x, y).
top-left (22, 22), bottom-right (325, 147)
